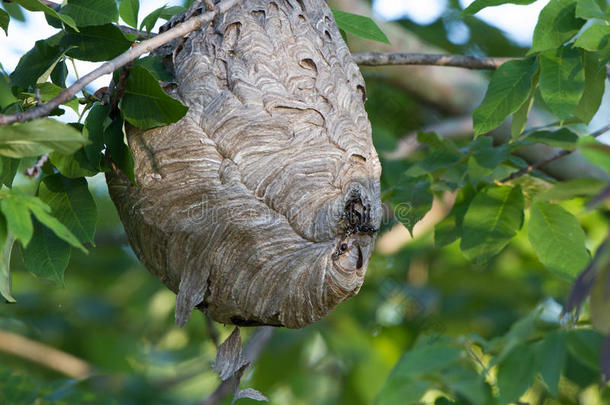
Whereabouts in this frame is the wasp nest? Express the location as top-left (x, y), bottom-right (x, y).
top-left (106, 0), bottom-right (382, 329)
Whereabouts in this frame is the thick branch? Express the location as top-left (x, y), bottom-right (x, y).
top-left (0, 329), bottom-right (92, 378)
top-left (0, 0), bottom-right (242, 126)
top-left (352, 52), bottom-right (514, 70)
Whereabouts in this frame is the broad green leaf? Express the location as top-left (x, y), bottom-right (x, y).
top-left (0, 214), bottom-right (16, 302)
top-left (497, 343), bottom-right (537, 404)
top-left (511, 69), bottom-right (539, 137)
top-left (576, 0), bottom-right (610, 20)
top-left (50, 59), bottom-right (68, 88)
top-left (10, 39), bottom-right (64, 89)
top-left (26, 200), bottom-right (86, 253)
top-left (10, 0), bottom-right (78, 31)
top-left (417, 132), bottom-right (462, 154)
top-left (49, 150), bottom-right (98, 178)
top-left (537, 330), bottom-right (566, 396)
top-left (0, 119), bottom-right (87, 158)
top-left (1, 2), bottom-right (25, 22)
top-left (574, 23), bottom-right (610, 62)
top-left (525, 128), bottom-right (579, 150)
top-left (470, 135), bottom-right (510, 168)
top-left (566, 329), bottom-right (604, 370)
top-left (59, 0), bottom-right (118, 27)
top-left (473, 57), bottom-right (538, 136)
top-left (0, 73), bottom-right (17, 109)
top-left (434, 187), bottom-right (475, 248)
top-left (83, 102), bottom-right (110, 169)
top-left (39, 174), bottom-right (97, 244)
top-left (104, 116), bottom-right (136, 185)
top-left (393, 344), bottom-right (462, 378)
top-left (119, 0), bottom-right (139, 28)
top-left (23, 219), bottom-right (70, 285)
top-left (0, 195), bottom-right (33, 246)
top-left (133, 56), bottom-right (173, 82)
top-left (0, 9), bottom-right (8, 35)
top-left (579, 136), bottom-right (610, 172)
top-left (460, 186), bottom-right (524, 264)
top-left (391, 176), bottom-right (433, 236)
top-left (539, 46), bottom-right (585, 119)
top-left (61, 24), bottom-right (132, 62)
top-left (463, 0), bottom-right (538, 15)
top-left (530, 0), bottom-right (585, 54)
top-left (0, 156), bottom-right (19, 188)
top-left (140, 5), bottom-right (166, 33)
top-left (331, 10), bottom-right (390, 44)
top-left (528, 201), bottom-right (589, 280)
top-left (591, 264), bottom-right (610, 334)
top-left (573, 51), bottom-right (606, 123)
top-left (376, 377), bottom-right (429, 405)
top-left (120, 65), bottom-right (188, 130)
top-left (159, 6), bottom-right (186, 20)
top-left (536, 178), bottom-right (606, 201)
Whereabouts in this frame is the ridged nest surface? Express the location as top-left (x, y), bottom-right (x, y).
top-left (106, 0), bottom-right (382, 328)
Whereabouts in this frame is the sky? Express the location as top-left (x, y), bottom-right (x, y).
top-left (0, 1), bottom-right (608, 133)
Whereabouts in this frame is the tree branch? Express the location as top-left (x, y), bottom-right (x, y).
top-left (501, 124), bottom-right (610, 182)
top-left (0, 329), bottom-right (92, 378)
top-left (0, 0), bottom-right (242, 126)
top-left (352, 52), bottom-right (514, 70)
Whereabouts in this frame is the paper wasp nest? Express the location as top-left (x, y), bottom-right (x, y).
top-left (107, 0), bottom-right (382, 329)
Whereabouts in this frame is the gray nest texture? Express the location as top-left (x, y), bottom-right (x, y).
top-left (106, 0), bottom-right (382, 329)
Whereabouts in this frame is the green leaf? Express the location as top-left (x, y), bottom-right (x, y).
top-left (566, 329), bottom-right (604, 370)
top-left (119, 0), bottom-right (139, 28)
top-left (0, 119), bottom-right (87, 158)
top-left (34, 82), bottom-right (79, 113)
top-left (10, 0), bottom-right (78, 31)
top-left (391, 176), bottom-right (433, 236)
top-left (497, 343), bottom-right (537, 404)
top-left (530, 0), bottom-right (585, 54)
top-left (140, 5), bottom-right (166, 33)
top-left (0, 73), bottom-right (18, 110)
top-left (49, 150), bottom-right (98, 178)
top-left (159, 6), bottom-right (186, 20)
top-left (39, 175), bottom-right (97, 244)
top-left (0, 8), bottom-right (9, 35)
top-left (579, 135), bottom-right (610, 172)
top-left (59, 0), bottom-right (118, 27)
top-left (10, 39), bottom-right (64, 89)
top-left (460, 186), bottom-right (524, 264)
top-left (50, 59), bottom-right (68, 88)
top-left (473, 57), bottom-right (538, 136)
top-left (83, 102), bottom-right (110, 170)
top-left (539, 46), bottom-right (586, 119)
top-left (525, 127), bottom-right (579, 150)
top-left (104, 116), bottom-right (136, 185)
top-left (434, 187), bottom-right (475, 248)
top-left (528, 201), bottom-right (589, 280)
top-left (22, 218), bottom-right (70, 285)
top-left (462, 0), bottom-right (538, 15)
top-left (133, 56), bottom-right (173, 82)
top-left (573, 51), bottom-right (606, 123)
top-left (0, 215), bottom-right (15, 302)
top-left (511, 68), bottom-right (539, 137)
top-left (536, 178), bottom-right (607, 201)
top-left (331, 10), bottom-right (390, 44)
top-left (576, 0), bottom-right (610, 20)
top-left (0, 194), bottom-right (33, 246)
top-left (537, 330), bottom-right (566, 396)
top-left (0, 156), bottom-right (20, 188)
top-left (574, 23), bottom-right (610, 63)
top-left (61, 24), bottom-right (132, 62)
top-left (26, 199), bottom-right (86, 253)
top-left (120, 65), bottom-right (188, 129)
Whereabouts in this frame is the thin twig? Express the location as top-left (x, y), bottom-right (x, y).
top-left (201, 326), bottom-right (273, 405)
top-left (24, 153), bottom-right (49, 178)
top-left (501, 124), bottom-right (610, 182)
top-left (0, 329), bottom-right (92, 378)
top-left (0, 0), bottom-right (242, 126)
top-left (352, 52), bottom-right (514, 70)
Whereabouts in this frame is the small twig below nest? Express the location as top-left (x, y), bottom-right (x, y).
top-left (24, 153), bottom-right (49, 178)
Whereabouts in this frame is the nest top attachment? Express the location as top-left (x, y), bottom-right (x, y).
top-left (107, 0), bottom-right (382, 329)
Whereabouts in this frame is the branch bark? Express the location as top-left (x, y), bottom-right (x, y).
top-left (0, 329), bottom-right (92, 378)
top-left (352, 52), bottom-right (514, 69)
top-left (0, 0), bottom-right (242, 126)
